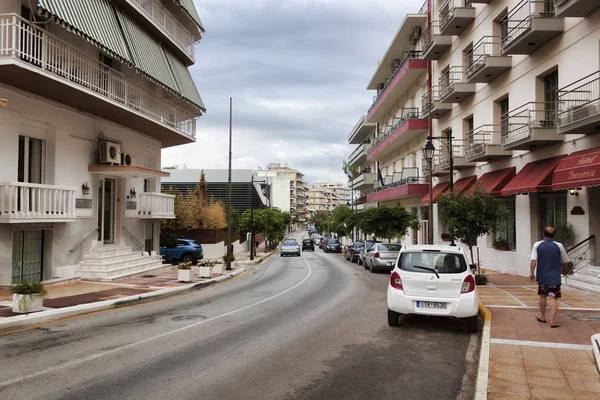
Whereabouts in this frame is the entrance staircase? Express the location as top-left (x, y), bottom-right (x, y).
top-left (563, 235), bottom-right (599, 293)
top-left (76, 243), bottom-right (165, 280)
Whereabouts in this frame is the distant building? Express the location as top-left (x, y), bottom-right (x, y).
top-left (307, 182), bottom-right (351, 217)
top-left (161, 169), bottom-right (268, 214)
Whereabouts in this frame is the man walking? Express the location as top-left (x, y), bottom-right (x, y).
top-left (530, 226), bottom-right (570, 328)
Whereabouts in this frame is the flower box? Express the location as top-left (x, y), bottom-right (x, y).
top-left (12, 294), bottom-right (44, 314)
top-left (198, 266), bottom-right (214, 278)
top-left (178, 269), bottom-right (194, 282)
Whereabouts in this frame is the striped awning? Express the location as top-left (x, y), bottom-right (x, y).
top-left (37, 0), bottom-right (132, 63)
top-left (164, 50), bottom-right (206, 111)
top-left (115, 7), bottom-right (179, 94)
top-left (174, 0), bottom-right (205, 33)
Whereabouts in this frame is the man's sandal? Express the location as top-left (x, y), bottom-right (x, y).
top-left (551, 324), bottom-right (560, 328)
top-left (536, 316), bottom-right (547, 323)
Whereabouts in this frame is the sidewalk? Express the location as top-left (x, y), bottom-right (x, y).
top-left (480, 272), bottom-right (600, 399)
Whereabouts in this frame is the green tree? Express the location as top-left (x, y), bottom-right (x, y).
top-left (342, 160), bottom-right (359, 181)
top-left (282, 211), bottom-right (292, 234)
top-left (309, 210), bottom-right (331, 235)
top-left (368, 207), bottom-right (420, 242)
top-left (331, 204), bottom-right (355, 238)
top-left (354, 207), bottom-right (377, 240)
top-left (437, 187), bottom-right (508, 265)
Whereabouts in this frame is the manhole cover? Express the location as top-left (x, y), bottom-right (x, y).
top-left (171, 315), bottom-right (207, 321)
top-left (566, 313), bottom-right (600, 321)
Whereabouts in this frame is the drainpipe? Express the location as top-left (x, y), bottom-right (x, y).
top-left (427, 0), bottom-right (433, 245)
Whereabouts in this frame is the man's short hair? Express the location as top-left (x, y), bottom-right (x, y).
top-left (544, 227), bottom-right (556, 238)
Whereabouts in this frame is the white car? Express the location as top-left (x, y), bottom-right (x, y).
top-left (387, 245), bottom-right (479, 333)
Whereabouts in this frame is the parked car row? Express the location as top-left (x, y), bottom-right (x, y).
top-left (344, 240), bottom-right (402, 274)
top-left (309, 233), bottom-right (342, 253)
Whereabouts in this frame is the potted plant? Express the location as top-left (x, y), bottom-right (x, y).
top-left (198, 260), bottom-right (214, 278)
top-left (177, 261), bottom-right (193, 282)
top-left (12, 281), bottom-right (47, 314)
top-left (493, 237), bottom-right (509, 251)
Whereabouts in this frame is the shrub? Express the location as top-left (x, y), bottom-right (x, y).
top-left (11, 281), bottom-right (47, 296)
top-left (177, 261), bottom-right (192, 270)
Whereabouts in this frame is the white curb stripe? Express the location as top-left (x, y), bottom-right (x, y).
top-left (491, 338), bottom-right (593, 351)
top-left (474, 319), bottom-right (491, 400)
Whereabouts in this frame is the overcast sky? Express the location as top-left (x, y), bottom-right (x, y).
top-left (162, 0), bottom-right (425, 184)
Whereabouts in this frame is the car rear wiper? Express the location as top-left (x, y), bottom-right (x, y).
top-left (413, 265), bottom-right (439, 279)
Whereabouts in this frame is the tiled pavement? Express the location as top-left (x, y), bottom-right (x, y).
top-left (483, 272), bottom-right (600, 399)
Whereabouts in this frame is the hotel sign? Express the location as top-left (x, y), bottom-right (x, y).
top-left (552, 150), bottom-right (600, 190)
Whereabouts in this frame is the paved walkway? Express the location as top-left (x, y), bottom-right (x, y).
top-left (482, 272), bottom-right (600, 399)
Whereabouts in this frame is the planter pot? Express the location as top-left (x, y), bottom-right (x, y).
top-left (178, 269), bottom-right (194, 282)
top-left (198, 266), bottom-right (214, 278)
top-left (12, 293), bottom-right (44, 314)
top-left (212, 263), bottom-right (224, 274)
top-left (494, 245), bottom-right (510, 251)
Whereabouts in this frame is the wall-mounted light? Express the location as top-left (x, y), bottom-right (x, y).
top-left (82, 182), bottom-right (90, 196)
top-left (130, 188), bottom-right (137, 199)
top-left (569, 187), bottom-right (582, 196)
top-left (0, 98), bottom-right (7, 108)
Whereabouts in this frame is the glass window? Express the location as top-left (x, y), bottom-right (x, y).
top-left (400, 251), bottom-right (467, 274)
top-left (379, 244), bottom-right (402, 252)
top-left (494, 196), bottom-right (516, 250)
top-left (539, 192), bottom-right (568, 235)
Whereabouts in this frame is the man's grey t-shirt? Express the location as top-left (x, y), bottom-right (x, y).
top-left (531, 239), bottom-right (570, 285)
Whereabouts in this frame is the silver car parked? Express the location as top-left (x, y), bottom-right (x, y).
top-left (365, 243), bottom-right (402, 273)
top-left (358, 240), bottom-right (380, 266)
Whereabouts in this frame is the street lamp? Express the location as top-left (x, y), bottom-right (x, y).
top-left (423, 128), bottom-right (455, 246)
top-left (250, 176), bottom-right (268, 261)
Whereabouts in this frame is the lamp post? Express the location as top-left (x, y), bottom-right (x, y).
top-left (249, 176), bottom-right (268, 261)
top-left (423, 128), bottom-right (455, 246)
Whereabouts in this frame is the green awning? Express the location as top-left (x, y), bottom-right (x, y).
top-left (174, 0), bottom-right (205, 33)
top-left (164, 50), bottom-right (206, 112)
top-left (37, 0), bottom-right (132, 63)
top-left (115, 7), bottom-right (179, 94)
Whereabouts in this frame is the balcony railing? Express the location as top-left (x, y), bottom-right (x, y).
top-left (501, 0), bottom-right (556, 50)
top-left (419, 22), bottom-right (443, 54)
top-left (421, 86), bottom-right (444, 114)
top-left (0, 14), bottom-right (197, 139)
top-left (465, 36), bottom-right (502, 77)
top-left (439, 66), bottom-right (466, 99)
top-left (418, 0), bottom-right (429, 14)
top-left (369, 108), bottom-right (421, 152)
top-left (422, 153), bottom-right (440, 176)
top-left (0, 182), bottom-right (76, 222)
top-left (371, 169), bottom-right (427, 194)
top-left (439, 144), bottom-right (465, 169)
top-left (439, 0), bottom-right (467, 32)
top-left (501, 102), bottom-right (556, 145)
top-left (465, 125), bottom-right (501, 158)
top-left (130, 0), bottom-right (196, 59)
top-left (369, 51), bottom-right (422, 112)
top-left (557, 70), bottom-right (600, 128)
top-left (138, 192), bottom-right (175, 218)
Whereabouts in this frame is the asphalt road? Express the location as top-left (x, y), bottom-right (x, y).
top-left (0, 233), bottom-right (477, 400)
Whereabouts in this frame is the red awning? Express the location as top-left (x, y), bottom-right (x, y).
top-left (452, 176), bottom-right (477, 195)
top-left (552, 147), bottom-right (600, 191)
top-left (466, 167), bottom-right (516, 196)
top-left (420, 182), bottom-right (450, 204)
top-left (501, 156), bottom-right (565, 196)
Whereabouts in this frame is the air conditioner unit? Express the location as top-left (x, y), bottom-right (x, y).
top-left (392, 59), bottom-right (401, 70)
top-left (99, 141), bottom-right (121, 165)
top-left (409, 27), bottom-right (421, 45)
top-left (121, 153), bottom-right (136, 166)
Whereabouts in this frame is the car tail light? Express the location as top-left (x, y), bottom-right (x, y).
top-left (192, 243), bottom-right (200, 248)
top-left (461, 274), bottom-right (476, 294)
top-left (374, 252), bottom-right (380, 259)
top-left (390, 271), bottom-right (403, 291)
top-left (355, 250), bottom-right (360, 254)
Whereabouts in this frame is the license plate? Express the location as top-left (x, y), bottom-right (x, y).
top-left (416, 301), bottom-right (447, 309)
top-left (387, 261), bottom-right (394, 266)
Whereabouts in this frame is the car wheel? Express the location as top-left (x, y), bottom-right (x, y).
top-left (357, 257), bottom-right (363, 266)
top-left (182, 254), bottom-right (195, 264)
top-left (370, 262), bottom-right (377, 273)
top-left (466, 316), bottom-right (479, 333)
top-left (388, 309), bottom-right (400, 327)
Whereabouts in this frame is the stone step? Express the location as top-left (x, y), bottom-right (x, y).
top-left (90, 246), bottom-right (133, 257)
top-left (76, 259), bottom-right (164, 279)
top-left (574, 268), bottom-right (600, 279)
top-left (565, 275), bottom-right (600, 294)
top-left (79, 256), bottom-right (156, 270)
top-left (83, 251), bottom-right (144, 264)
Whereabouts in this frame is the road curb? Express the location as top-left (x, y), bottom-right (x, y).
top-left (0, 268), bottom-right (247, 333)
top-left (474, 300), bottom-right (492, 400)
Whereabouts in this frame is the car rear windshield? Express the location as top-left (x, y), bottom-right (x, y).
top-left (353, 243), bottom-right (364, 248)
top-left (302, 239), bottom-right (313, 244)
top-left (329, 239), bottom-right (340, 244)
top-left (399, 252), bottom-right (467, 274)
top-left (379, 244), bottom-right (402, 252)
top-left (283, 240), bottom-right (297, 246)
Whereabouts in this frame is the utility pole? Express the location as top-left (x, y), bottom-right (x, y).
top-left (226, 97), bottom-right (233, 270)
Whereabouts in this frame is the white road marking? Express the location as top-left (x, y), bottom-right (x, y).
top-left (0, 258), bottom-right (314, 389)
top-left (521, 286), bottom-right (572, 308)
top-left (491, 338), bottom-right (593, 351)
top-left (487, 286), bottom-right (527, 307)
top-left (485, 305), bottom-right (600, 311)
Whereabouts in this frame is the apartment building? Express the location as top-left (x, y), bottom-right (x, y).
top-left (306, 182), bottom-right (352, 217)
top-left (254, 163), bottom-right (308, 227)
top-left (347, 116), bottom-right (378, 211)
top-left (0, 0), bottom-right (205, 283)
top-left (356, 0), bottom-right (600, 283)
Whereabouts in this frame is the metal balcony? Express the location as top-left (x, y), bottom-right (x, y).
top-left (557, 70), bottom-right (600, 135)
top-left (439, 0), bottom-right (476, 36)
top-left (464, 37), bottom-right (512, 83)
top-left (368, 51), bottom-right (427, 122)
top-left (367, 169), bottom-right (429, 203)
top-left (419, 22), bottom-right (452, 61)
top-left (422, 153), bottom-right (448, 177)
top-left (350, 171), bottom-right (376, 190)
top-left (0, 14), bottom-right (199, 148)
top-left (138, 193), bottom-right (175, 219)
top-left (439, 144), bottom-right (476, 170)
top-left (367, 109), bottom-right (429, 162)
top-left (439, 67), bottom-right (476, 103)
top-left (501, 0), bottom-right (564, 55)
top-left (466, 0), bottom-right (491, 4)
top-left (501, 102), bottom-right (562, 150)
top-left (554, 0), bottom-right (600, 17)
top-left (348, 143), bottom-right (370, 168)
top-left (0, 182), bottom-right (76, 223)
top-left (465, 125), bottom-right (513, 162)
top-left (422, 86), bottom-right (453, 119)
top-left (348, 115), bottom-right (377, 144)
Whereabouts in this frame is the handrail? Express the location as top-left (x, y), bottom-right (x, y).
top-left (122, 226), bottom-right (145, 251)
top-left (69, 229), bottom-right (98, 253)
top-left (567, 235), bottom-right (595, 254)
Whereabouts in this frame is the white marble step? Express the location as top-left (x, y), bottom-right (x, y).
top-left (79, 256), bottom-right (155, 270)
top-left (565, 274), bottom-right (600, 294)
top-left (575, 267), bottom-right (600, 279)
top-left (76, 259), bottom-right (164, 279)
top-left (88, 263), bottom-right (171, 282)
top-left (83, 252), bottom-right (144, 265)
top-left (89, 246), bottom-right (133, 257)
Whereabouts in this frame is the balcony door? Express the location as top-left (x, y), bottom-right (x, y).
top-left (97, 177), bottom-right (117, 244)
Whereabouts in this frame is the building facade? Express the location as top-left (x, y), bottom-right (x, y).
top-left (352, 0), bottom-right (600, 282)
top-left (306, 182), bottom-right (352, 217)
top-left (0, 0), bottom-right (205, 283)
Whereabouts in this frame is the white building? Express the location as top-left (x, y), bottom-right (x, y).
top-left (307, 182), bottom-right (352, 216)
top-left (0, 0), bottom-right (205, 283)
top-left (355, 0), bottom-right (600, 285)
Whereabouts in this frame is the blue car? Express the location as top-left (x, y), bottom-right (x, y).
top-left (160, 239), bottom-right (204, 264)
